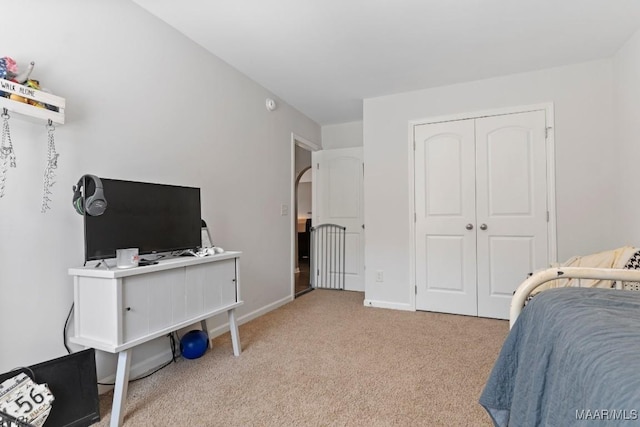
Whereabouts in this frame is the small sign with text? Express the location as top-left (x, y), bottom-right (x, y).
top-left (576, 409), bottom-right (638, 422)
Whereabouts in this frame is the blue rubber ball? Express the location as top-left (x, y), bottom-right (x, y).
top-left (180, 330), bottom-right (209, 359)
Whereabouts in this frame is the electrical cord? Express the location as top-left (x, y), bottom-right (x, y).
top-left (96, 332), bottom-right (180, 386)
top-left (63, 302), bottom-right (74, 355)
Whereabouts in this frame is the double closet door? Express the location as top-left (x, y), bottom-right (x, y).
top-left (414, 110), bottom-right (549, 319)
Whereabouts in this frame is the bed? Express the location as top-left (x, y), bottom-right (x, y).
top-left (479, 265), bottom-right (640, 426)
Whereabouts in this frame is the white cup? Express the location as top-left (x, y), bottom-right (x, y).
top-left (116, 248), bottom-right (139, 268)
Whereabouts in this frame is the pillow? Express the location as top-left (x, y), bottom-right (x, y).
top-left (528, 246), bottom-right (638, 298)
top-left (621, 250), bottom-right (640, 291)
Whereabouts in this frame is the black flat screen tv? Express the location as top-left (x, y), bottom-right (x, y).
top-left (83, 178), bottom-right (201, 262)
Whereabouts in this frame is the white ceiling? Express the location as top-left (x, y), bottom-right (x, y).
top-left (132, 0), bottom-right (640, 125)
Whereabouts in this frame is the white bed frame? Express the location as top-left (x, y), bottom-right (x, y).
top-left (510, 267), bottom-right (640, 328)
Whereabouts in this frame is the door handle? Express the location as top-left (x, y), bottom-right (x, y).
top-left (480, 224), bottom-right (488, 231)
top-left (465, 224), bottom-right (473, 230)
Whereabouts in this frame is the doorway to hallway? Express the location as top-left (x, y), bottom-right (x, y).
top-left (292, 134), bottom-right (318, 298)
top-left (295, 167), bottom-right (313, 297)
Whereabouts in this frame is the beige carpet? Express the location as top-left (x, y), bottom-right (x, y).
top-left (95, 290), bottom-right (508, 426)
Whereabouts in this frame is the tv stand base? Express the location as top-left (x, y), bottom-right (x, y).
top-left (68, 252), bottom-right (244, 427)
top-left (109, 310), bottom-right (241, 427)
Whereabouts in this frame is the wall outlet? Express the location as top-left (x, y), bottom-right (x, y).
top-left (280, 204), bottom-right (288, 216)
top-left (375, 270), bottom-right (384, 282)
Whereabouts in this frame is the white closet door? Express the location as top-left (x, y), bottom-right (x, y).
top-left (414, 120), bottom-right (478, 316)
top-left (475, 111), bottom-right (549, 319)
top-left (313, 147), bottom-right (365, 291)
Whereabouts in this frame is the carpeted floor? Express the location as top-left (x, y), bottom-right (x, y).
top-left (95, 289), bottom-right (508, 426)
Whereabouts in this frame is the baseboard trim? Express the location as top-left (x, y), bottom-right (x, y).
top-left (207, 295), bottom-right (293, 338)
top-left (363, 299), bottom-right (414, 311)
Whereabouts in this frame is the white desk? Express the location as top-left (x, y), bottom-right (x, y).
top-left (68, 252), bottom-right (243, 427)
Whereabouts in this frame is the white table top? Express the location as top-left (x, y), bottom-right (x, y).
top-left (69, 251), bottom-right (242, 278)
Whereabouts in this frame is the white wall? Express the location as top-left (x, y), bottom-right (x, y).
top-left (613, 28), bottom-right (640, 243)
top-left (297, 182), bottom-right (312, 218)
top-left (321, 121), bottom-right (363, 149)
top-left (0, 0), bottom-right (320, 379)
top-left (295, 150), bottom-right (312, 218)
top-left (363, 60), bottom-right (618, 307)
top-left (295, 144), bottom-right (312, 177)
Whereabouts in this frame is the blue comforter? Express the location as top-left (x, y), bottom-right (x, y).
top-left (479, 287), bottom-right (640, 426)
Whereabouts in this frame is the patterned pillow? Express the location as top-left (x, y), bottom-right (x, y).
top-left (622, 250), bottom-right (640, 291)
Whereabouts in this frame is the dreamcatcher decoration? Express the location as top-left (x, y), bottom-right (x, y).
top-left (0, 108), bottom-right (17, 198)
top-left (41, 119), bottom-right (59, 212)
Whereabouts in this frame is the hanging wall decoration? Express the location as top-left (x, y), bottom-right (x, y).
top-left (0, 108), bottom-right (16, 198)
top-left (41, 120), bottom-right (58, 212)
top-left (0, 56), bottom-right (65, 210)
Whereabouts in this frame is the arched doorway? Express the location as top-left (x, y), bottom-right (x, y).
top-left (294, 166), bottom-right (312, 296)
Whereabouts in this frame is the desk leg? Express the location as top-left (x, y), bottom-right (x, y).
top-left (228, 308), bottom-right (241, 356)
top-left (200, 319), bottom-right (213, 349)
top-left (111, 349), bottom-right (132, 427)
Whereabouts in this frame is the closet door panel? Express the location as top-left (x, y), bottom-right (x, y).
top-left (476, 111), bottom-right (549, 319)
top-left (487, 236), bottom-right (534, 296)
top-left (414, 120), bottom-right (477, 316)
top-left (485, 128), bottom-right (533, 216)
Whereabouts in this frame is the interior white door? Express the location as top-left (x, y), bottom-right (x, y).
top-left (475, 111), bottom-right (549, 319)
top-left (414, 120), bottom-right (478, 315)
top-left (313, 147), bottom-right (365, 291)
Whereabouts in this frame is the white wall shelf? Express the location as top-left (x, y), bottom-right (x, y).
top-left (0, 78), bottom-right (65, 124)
